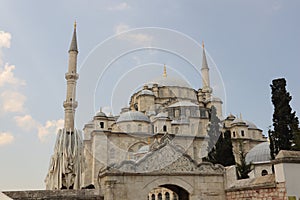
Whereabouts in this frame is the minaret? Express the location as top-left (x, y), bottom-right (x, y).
top-left (201, 41), bottom-right (212, 93)
top-left (45, 22), bottom-right (83, 190)
top-left (163, 64), bottom-right (167, 78)
top-left (63, 21), bottom-right (79, 132)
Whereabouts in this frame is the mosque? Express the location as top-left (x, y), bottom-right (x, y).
top-left (4, 24), bottom-right (298, 200)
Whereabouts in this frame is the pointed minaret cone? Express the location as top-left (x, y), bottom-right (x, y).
top-left (163, 64), bottom-right (167, 78)
top-left (201, 41), bottom-right (211, 91)
top-left (63, 22), bottom-right (79, 131)
top-left (69, 21), bottom-right (78, 52)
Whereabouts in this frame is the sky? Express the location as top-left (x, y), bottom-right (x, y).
top-left (0, 0), bottom-right (299, 191)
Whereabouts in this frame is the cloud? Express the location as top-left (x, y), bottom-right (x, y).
top-left (1, 90), bottom-right (26, 113)
top-left (114, 24), bottom-right (130, 35)
top-left (0, 31), bottom-right (12, 66)
top-left (0, 64), bottom-right (26, 87)
top-left (107, 2), bottom-right (130, 11)
top-left (0, 132), bottom-right (14, 146)
top-left (15, 115), bottom-right (39, 131)
top-left (114, 24), bottom-right (153, 45)
top-left (38, 119), bottom-right (64, 142)
top-left (0, 31), bottom-right (11, 48)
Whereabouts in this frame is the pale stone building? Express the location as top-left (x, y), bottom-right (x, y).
top-left (1, 23), bottom-right (299, 200)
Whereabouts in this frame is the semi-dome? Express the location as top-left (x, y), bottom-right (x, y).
top-left (245, 120), bottom-right (258, 129)
top-left (168, 100), bottom-right (199, 108)
top-left (117, 111), bottom-right (150, 123)
top-left (148, 76), bottom-right (191, 88)
top-left (245, 142), bottom-right (271, 164)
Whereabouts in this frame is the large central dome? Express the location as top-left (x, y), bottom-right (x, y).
top-left (148, 76), bottom-right (191, 88)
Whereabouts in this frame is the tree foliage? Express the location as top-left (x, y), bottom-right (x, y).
top-left (204, 106), bottom-right (235, 167)
top-left (269, 78), bottom-right (300, 158)
top-left (236, 140), bottom-right (252, 179)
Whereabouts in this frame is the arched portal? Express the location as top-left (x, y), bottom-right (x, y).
top-left (148, 184), bottom-right (189, 200)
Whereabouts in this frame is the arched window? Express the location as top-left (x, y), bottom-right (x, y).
top-left (158, 193), bottom-right (162, 200)
top-left (163, 125), bottom-right (167, 132)
top-left (233, 131), bottom-right (236, 137)
top-left (127, 124), bottom-right (131, 132)
top-left (175, 127), bottom-right (179, 134)
top-left (261, 169), bottom-right (268, 176)
top-left (151, 194), bottom-right (155, 200)
top-left (241, 130), bottom-right (245, 137)
top-left (100, 122), bottom-right (104, 129)
top-left (165, 192), bottom-right (170, 200)
top-left (173, 193), bottom-right (178, 200)
top-left (138, 124), bottom-right (142, 132)
top-left (175, 109), bottom-right (179, 118)
top-left (155, 126), bottom-right (157, 133)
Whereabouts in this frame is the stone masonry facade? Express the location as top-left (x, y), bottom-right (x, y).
top-left (226, 182), bottom-right (287, 200)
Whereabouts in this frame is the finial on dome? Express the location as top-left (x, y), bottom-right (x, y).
top-left (163, 64), bottom-right (167, 78)
top-left (74, 20), bottom-right (77, 29)
top-left (240, 113), bottom-right (242, 119)
top-left (100, 107), bottom-right (102, 112)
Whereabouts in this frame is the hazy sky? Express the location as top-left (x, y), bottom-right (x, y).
top-left (0, 0), bottom-right (299, 190)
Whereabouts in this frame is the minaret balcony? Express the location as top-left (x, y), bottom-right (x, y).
top-left (63, 100), bottom-right (78, 108)
top-left (65, 73), bottom-right (79, 80)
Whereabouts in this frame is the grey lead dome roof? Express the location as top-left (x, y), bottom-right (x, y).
top-left (148, 76), bottom-right (191, 88)
top-left (169, 101), bottom-right (199, 108)
top-left (245, 142), bottom-right (271, 164)
top-left (117, 111), bottom-right (150, 123)
top-left (231, 118), bottom-right (259, 129)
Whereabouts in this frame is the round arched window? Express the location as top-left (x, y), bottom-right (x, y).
top-left (261, 169), bottom-right (268, 176)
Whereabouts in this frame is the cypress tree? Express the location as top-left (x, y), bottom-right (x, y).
top-left (270, 78), bottom-right (300, 156)
top-left (204, 106), bottom-right (235, 166)
top-left (205, 106), bottom-right (221, 164)
top-left (236, 140), bottom-right (252, 179)
top-left (221, 130), bottom-right (236, 166)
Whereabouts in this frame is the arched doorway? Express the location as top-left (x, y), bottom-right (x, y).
top-left (148, 184), bottom-right (189, 200)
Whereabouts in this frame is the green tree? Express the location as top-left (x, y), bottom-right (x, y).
top-left (204, 107), bottom-right (235, 166)
top-left (221, 130), bottom-right (236, 166)
top-left (270, 78), bottom-right (300, 157)
top-left (236, 141), bottom-right (252, 179)
top-left (205, 106), bottom-right (221, 164)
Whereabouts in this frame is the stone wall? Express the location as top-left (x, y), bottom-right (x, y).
top-left (226, 182), bottom-right (287, 200)
top-left (3, 189), bottom-right (103, 200)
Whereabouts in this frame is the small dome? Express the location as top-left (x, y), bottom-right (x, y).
top-left (139, 89), bottom-right (154, 96)
top-left (245, 120), bottom-right (258, 129)
top-left (246, 142), bottom-right (271, 164)
top-left (231, 118), bottom-right (247, 126)
top-left (117, 111), bottom-right (150, 123)
top-left (155, 112), bottom-right (168, 119)
top-left (95, 110), bottom-right (107, 117)
top-left (168, 101), bottom-right (199, 108)
top-left (230, 118), bottom-right (259, 129)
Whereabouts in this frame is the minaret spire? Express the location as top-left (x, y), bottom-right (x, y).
top-left (201, 41), bottom-right (211, 91)
top-left (45, 22), bottom-right (83, 190)
top-left (63, 22), bottom-right (79, 131)
top-left (69, 21), bottom-right (78, 53)
top-left (163, 64), bottom-right (167, 78)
